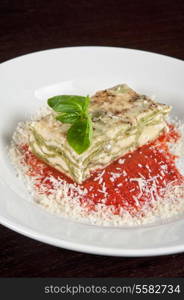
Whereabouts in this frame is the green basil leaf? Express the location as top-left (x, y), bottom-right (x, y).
top-left (56, 112), bottom-right (80, 124)
top-left (67, 116), bottom-right (93, 154)
top-left (48, 94), bottom-right (93, 154)
top-left (83, 95), bottom-right (90, 112)
top-left (48, 95), bottom-right (86, 113)
top-left (53, 103), bottom-right (79, 113)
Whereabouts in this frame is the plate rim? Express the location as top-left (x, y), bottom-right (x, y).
top-left (1, 45), bottom-right (184, 66)
top-left (2, 216), bottom-right (184, 257)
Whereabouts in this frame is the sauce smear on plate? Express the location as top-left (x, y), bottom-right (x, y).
top-left (20, 125), bottom-right (184, 216)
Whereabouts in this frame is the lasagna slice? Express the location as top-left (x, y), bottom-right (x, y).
top-left (28, 84), bottom-right (171, 183)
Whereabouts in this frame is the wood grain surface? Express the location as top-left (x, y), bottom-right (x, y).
top-left (0, 0), bottom-right (184, 277)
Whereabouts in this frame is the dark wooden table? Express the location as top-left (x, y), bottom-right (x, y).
top-left (0, 0), bottom-right (184, 277)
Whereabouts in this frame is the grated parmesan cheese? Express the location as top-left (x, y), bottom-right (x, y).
top-left (8, 111), bottom-right (184, 227)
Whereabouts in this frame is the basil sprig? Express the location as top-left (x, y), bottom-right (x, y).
top-left (48, 95), bottom-right (92, 154)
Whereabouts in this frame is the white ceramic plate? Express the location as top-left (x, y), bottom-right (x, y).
top-left (0, 46), bottom-right (184, 257)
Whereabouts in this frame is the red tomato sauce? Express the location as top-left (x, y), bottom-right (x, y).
top-left (20, 125), bottom-right (184, 215)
